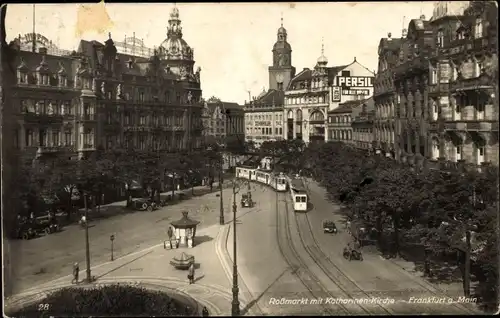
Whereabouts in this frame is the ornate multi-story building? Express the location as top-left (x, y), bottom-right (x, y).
top-left (244, 18), bottom-right (293, 148)
top-left (428, 1), bottom-right (498, 166)
top-left (11, 7), bottom-right (204, 162)
top-left (374, 33), bottom-right (402, 158)
top-left (393, 14), bottom-right (434, 167)
top-left (390, 1), bottom-right (498, 168)
top-left (285, 54), bottom-right (374, 144)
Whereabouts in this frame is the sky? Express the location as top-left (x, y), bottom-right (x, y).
top-left (6, 2), bottom-right (437, 104)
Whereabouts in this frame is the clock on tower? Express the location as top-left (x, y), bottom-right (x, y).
top-left (275, 73), bottom-right (284, 83)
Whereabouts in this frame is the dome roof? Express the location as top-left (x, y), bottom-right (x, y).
top-left (159, 37), bottom-right (193, 61)
top-left (317, 54), bottom-right (328, 64)
top-left (278, 26), bottom-right (287, 35)
top-left (273, 41), bottom-right (291, 51)
top-left (159, 6), bottom-right (194, 61)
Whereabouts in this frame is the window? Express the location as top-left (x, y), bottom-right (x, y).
top-left (39, 129), bottom-right (47, 146)
top-left (52, 130), bottom-right (60, 146)
top-left (64, 130), bottom-right (73, 146)
top-left (139, 115), bottom-right (146, 125)
top-left (18, 71), bottom-right (28, 84)
top-left (437, 30), bottom-right (444, 48)
top-left (25, 129), bottom-right (34, 147)
top-left (477, 101), bottom-right (485, 120)
top-left (475, 17), bottom-right (483, 38)
top-left (83, 129), bottom-right (94, 147)
top-left (430, 67), bottom-right (438, 84)
top-left (139, 91), bottom-right (145, 102)
top-left (341, 71), bottom-right (351, 77)
top-left (474, 60), bottom-right (483, 77)
top-left (83, 78), bottom-right (91, 89)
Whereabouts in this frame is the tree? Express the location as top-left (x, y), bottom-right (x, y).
top-left (7, 285), bottom-right (196, 316)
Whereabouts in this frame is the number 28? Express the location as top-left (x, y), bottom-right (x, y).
top-left (38, 303), bottom-right (50, 311)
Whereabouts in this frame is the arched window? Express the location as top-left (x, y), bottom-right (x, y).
top-left (310, 111), bottom-right (324, 122)
top-left (296, 109), bottom-right (303, 121)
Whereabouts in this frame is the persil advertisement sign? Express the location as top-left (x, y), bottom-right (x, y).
top-left (332, 76), bottom-right (374, 99)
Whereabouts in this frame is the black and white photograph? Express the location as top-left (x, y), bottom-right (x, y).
top-left (1, 2), bottom-right (499, 316)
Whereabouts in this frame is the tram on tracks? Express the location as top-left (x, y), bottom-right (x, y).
top-left (289, 177), bottom-right (308, 212)
top-left (235, 166), bottom-right (288, 192)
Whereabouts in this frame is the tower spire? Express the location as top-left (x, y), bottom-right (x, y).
top-left (280, 12), bottom-right (283, 27)
top-left (321, 37), bottom-right (324, 55)
top-left (32, 4), bottom-right (36, 53)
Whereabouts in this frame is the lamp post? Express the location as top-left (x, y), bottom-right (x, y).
top-left (83, 193), bottom-right (92, 282)
top-left (110, 234), bottom-right (115, 261)
top-left (219, 154), bottom-right (225, 225)
top-left (231, 180), bottom-right (240, 316)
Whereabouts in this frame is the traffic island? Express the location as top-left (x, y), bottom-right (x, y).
top-left (5, 283), bottom-right (203, 317)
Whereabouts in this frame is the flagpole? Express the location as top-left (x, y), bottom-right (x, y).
top-left (32, 4), bottom-right (36, 52)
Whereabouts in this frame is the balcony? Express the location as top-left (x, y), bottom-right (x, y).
top-left (36, 145), bottom-right (74, 155)
top-left (23, 113), bottom-right (64, 124)
top-left (285, 89), bottom-right (308, 95)
top-left (444, 121), bottom-right (495, 131)
top-left (428, 84), bottom-right (449, 95)
top-left (450, 76), bottom-right (491, 92)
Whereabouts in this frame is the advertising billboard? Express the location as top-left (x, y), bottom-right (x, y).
top-left (335, 76), bottom-right (374, 87)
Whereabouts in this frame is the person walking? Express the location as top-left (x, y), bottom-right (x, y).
top-left (72, 262), bottom-right (79, 284)
top-left (188, 262), bottom-right (195, 284)
top-left (202, 306), bottom-right (209, 316)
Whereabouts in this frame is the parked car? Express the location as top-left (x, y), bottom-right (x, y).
top-left (129, 198), bottom-right (158, 212)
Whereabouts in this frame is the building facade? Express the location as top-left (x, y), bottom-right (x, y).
top-left (393, 15), bottom-right (434, 167)
top-left (202, 99), bottom-right (244, 142)
top-left (351, 99), bottom-right (376, 150)
top-left (244, 90), bottom-right (285, 148)
top-left (285, 57), bottom-right (375, 144)
top-left (244, 19), bottom-right (293, 148)
top-left (390, 1), bottom-right (498, 168)
top-left (428, 1), bottom-right (498, 166)
top-left (374, 33), bottom-right (402, 158)
top-left (327, 100), bottom-right (358, 143)
top-left (11, 7), bottom-right (204, 162)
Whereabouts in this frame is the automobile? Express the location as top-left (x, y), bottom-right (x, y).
top-left (343, 245), bottom-right (363, 261)
top-left (129, 198), bottom-right (158, 212)
top-left (240, 194), bottom-right (253, 208)
top-left (323, 220), bottom-right (337, 234)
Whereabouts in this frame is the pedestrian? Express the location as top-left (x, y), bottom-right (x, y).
top-left (72, 262), bottom-right (79, 284)
top-left (188, 262), bottom-right (195, 284)
top-left (202, 306), bottom-right (209, 316)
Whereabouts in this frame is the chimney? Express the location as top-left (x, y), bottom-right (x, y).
top-left (39, 47), bottom-right (47, 54)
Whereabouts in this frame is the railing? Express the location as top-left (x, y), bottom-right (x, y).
top-left (23, 113), bottom-right (64, 123)
top-left (36, 145), bottom-right (74, 154)
top-left (450, 76), bottom-right (491, 92)
top-left (428, 83), bottom-right (449, 94)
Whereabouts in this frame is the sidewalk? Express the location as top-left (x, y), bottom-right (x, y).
top-left (6, 224), bottom-right (245, 316)
top-left (54, 183), bottom-right (230, 224)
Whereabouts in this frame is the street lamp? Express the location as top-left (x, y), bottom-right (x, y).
top-left (219, 155), bottom-right (225, 225)
top-left (230, 179), bottom-right (241, 316)
top-left (83, 193), bottom-right (92, 283)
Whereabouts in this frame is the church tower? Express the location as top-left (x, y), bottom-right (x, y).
top-left (268, 16), bottom-right (296, 91)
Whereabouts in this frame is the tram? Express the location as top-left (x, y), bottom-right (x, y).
top-left (289, 177), bottom-right (308, 212)
top-left (235, 166), bottom-right (288, 192)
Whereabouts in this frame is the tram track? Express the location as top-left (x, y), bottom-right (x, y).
top-left (275, 192), bottom-right (349, 315)
top-left (294, 212), bottom-right (394, 315)
top-left (301, 178), bottom-right (478, 315)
